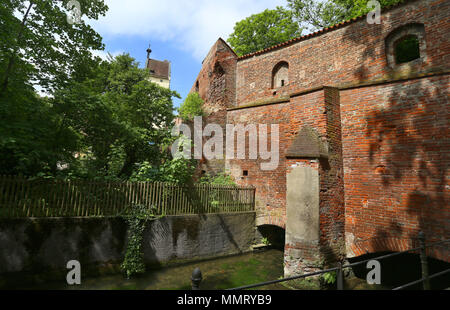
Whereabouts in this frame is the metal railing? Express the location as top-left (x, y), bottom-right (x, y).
top-left (189, 232), bottom-right (450, 290)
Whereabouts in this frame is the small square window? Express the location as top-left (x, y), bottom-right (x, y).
top-left (243, 170), bottom-right (248, 176)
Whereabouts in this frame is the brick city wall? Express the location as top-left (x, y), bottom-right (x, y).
top-left (340, 74), bottom-right (449, 262)
top-left (189, 39), bottom-right (237, 176)
top-left (188, 0), bottom-right (449, 264)
top-left (235, 0), bottom-right (448, 107)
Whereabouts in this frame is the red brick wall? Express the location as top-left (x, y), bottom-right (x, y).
top-left (227, 89), bottom-right (328, 227)
top-left (188, 39), bottom-right (237, 176)
top-left (340, 75), bottom-right (450, 261)
top-left (235, 0), bottom-right (449, 107)
top-left (188, 0), bottom-right (450, 263)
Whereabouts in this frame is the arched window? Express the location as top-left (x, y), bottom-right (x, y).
top-left (272, 61), bottom-right (289, 88)
top-left (385, 23), bottom-right (426, 68)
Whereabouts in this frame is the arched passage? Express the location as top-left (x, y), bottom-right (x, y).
top-left (256, 224), bottom-right (285, 250)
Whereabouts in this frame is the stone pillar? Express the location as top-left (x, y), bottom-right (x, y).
top-left (284, 127), bottom-right (328, 277)
top-left (284, 87), bottom-right (345, 278)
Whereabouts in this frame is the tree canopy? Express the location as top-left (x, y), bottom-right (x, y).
top-left (52, 54), bottom-right (180, 179)
top-left (0, 0), bottom-right (108, 177)
top-left (0, 1), bottom-right (185, 180)
top-left (178, 92), bottom-right (204, 121)
top-left (287, 0), bottom-right (403, 31)
top-left (227, 7), bottom-right (303, 56)
top-left (0, 0), bottom-right (108, 95)
top-left (227, 0), bottom-right (404, 54)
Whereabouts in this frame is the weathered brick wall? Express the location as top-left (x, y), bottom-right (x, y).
top-left (319, 87), bottom-right (345, 262)
top-left (235, 0), bottom-right (449, 107)
top-left (340, 75), bottom-right (449, 262)
top-left (189, 0), bottom-right (449, 264)
top-left (189, 39), bottom-right (237, 176)
top-left (226, 89), bottom-right (328, 228)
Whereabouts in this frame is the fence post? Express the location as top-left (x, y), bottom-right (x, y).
top-left (418, 231), bottom-right (430, 290)
top-left (191, 267), bottom-right (202, 290)
top-left (337, 262), bottom-right (344, 290)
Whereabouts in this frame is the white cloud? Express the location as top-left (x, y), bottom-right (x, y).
top-left (89, 0), bottom-right (286, 60)
top-left (91, 49), bottom-right (124, 61)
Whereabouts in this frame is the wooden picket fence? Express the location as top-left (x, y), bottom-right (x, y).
top-left (0, 175), bottom-right (256, 218)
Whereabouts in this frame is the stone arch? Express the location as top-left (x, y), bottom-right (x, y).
top-left (385, 23), bottom-right (426, 68)
top-left (256, 224), bottom-right (285, 249)
top-left (271, 61), bottom-right (289, 88)
top-left (256, 215), bottom-right (285, 229)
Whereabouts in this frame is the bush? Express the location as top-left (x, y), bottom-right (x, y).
top-left (199, 171), bottom-right (236, 186)
top-left (178, 92), bottom-right (204, 121)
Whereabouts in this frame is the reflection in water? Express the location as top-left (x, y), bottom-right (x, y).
top-left (32, 249), bottom-right (287, 290)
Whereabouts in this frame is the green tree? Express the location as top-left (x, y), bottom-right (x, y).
top-left (286, 0), bottom-right (403, 32)
top-left (54, 54), bottom-right (180, 179)
top-left (199, 171), bottom-right (236, 186)
top-left (286, 0), bottom-right (349, 32)
top-left (0, 0), bottom-right (108, 96)
top-left (0, 87), bottom-right (80, 176)
top-left (227, 7), bottom-right (303, 56)
top-left (0, 0), bottom-right (108, 177)
top-left (178, 92), bottom-right (204, 121)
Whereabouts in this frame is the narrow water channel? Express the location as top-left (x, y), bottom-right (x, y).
top-left (28, 249), bottom-right (287, 290)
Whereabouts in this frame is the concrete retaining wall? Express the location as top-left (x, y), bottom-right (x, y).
top-left (0, 212), bottom-right (255, 285)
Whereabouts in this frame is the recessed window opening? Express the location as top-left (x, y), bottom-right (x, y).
top-left (243, 170), bottom-right (248, 176)
top-left (272, 61), bottom-right (289, 89)
top-left (395, 35), bottom-right (420, 64)
top-left (385, 23), bottom-right (425, 68)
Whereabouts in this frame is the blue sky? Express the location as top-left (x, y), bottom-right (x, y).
top-left (89, 0), bottom-right (286, 108)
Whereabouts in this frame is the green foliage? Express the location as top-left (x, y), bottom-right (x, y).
top-left (321, 271), bottom-right (337, 285)
top-left (178, 92), bottom-right (204, 121)
top-left (0, 0), bottom-right (108, 94)
top-left (0, 1), bottom-right (182, 180)
top-left (121, 204), bottom-right (159, 278)
top-left (261, 237), bottom-right (270, 246)
top-left (0, 0), bottom-right (108, 176)
top-left (331, 0), bottom-right (403, 22)
top-left (0, 0), bottom-right (106, 177)
top-left (227, 7), bottom-right (303, 56)
top-left (198, 172), bottom-right (237, 212)
top-left (199, 171), bottom-right (236, 186)
top-left (130, 157), bottom-right (197, 184)
top-left (51, 54), bottom-right (180, 179)
top-left (286, 0), bottom-right (403, 32)
top-left (0, 87), bottom-right (80, 176)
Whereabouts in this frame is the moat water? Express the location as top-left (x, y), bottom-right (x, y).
top-left (16, 249), bottom-right (445, 290)
top-left (25, 249), bottom-right (288, 290)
